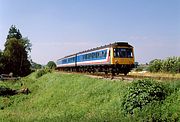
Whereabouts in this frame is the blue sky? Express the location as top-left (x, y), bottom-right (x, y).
top-left (0, 0), bottom-right (180, 64)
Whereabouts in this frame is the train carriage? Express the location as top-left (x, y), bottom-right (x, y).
top-left (56, 42), bottom-right (135, 75)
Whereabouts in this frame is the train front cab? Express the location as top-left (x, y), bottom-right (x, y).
top-left (110, 45), bottom-right (135, 75)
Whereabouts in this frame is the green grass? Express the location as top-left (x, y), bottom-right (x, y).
top-left (0, 72), bottom-right (180, 121)
top-left (0, 72), bottom-right (128, 121)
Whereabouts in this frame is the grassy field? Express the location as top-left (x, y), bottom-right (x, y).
top-left (0, 71), bottom-right (180, 121)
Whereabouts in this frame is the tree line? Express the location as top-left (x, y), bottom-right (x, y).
top-left (148, 57), bottom-right (180, 73)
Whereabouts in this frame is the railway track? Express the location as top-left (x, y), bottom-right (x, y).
top-left (116, 74), bottom-right (180, 81)
top-left (60, 71), bottom-right (180, 81)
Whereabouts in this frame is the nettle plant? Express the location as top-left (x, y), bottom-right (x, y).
top-left (122, 79), bottom-right (169, 114)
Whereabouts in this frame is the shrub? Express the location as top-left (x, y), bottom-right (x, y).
top-left (134, 66), bottom-right (143, 71)
top-left (122, 79), bottom-right (169, 114)
top-left (35, 69), bottom-right (52, 78)
top-left (148, 59), bottom-right (162, 72)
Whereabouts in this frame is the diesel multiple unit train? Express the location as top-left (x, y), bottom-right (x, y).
top-left (56, 42), bottom-right (135, 75)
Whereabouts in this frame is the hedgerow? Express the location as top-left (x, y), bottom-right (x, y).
top-left (148, 57), bottom-right (180, 73)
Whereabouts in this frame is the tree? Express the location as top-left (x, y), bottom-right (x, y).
top-left (0, 50), bottom-right (5, 74)
top-left (3, 25), bottom-right (32, 76)
top-left (47, 61), bottom-right (56, 69)
top-left (6, 25), bottom-right (22, 39)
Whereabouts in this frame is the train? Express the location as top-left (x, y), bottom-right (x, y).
top-left (56, 42), bottom-right (135, 75)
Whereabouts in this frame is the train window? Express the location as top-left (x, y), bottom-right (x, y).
top-left (105, 51), bottom-right (107, 57)
top-left (103, 50), bottom-right (107, 58)
top-left (114, 48), bottom-right (133, 58)
top-left (85, 54), bottom-right (88, 60)
top-left (62, 59), bottom-right (67, 64)
top-left (127, 49), bottom-right (133, 58)
top-left (89, 53), bottom-right (92, 59)
top-left (92, 53), bottom-right (96, 59)
top-left (99, 51), bottom-right (103, 57)
top-left (69, 57), bottom-right (75, 63)
top-left (97, 52), bottom-right (100, 58)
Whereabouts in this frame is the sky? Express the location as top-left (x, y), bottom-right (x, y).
top-left (0, 0), bottom-right (180, 64)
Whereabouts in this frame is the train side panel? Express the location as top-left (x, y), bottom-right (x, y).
top-left (76, 48), bottom-right (111, 66)
top-left (56, 55), bottom-right (76, 67)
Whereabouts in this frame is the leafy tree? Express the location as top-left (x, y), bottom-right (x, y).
top-left (3, 25), bottom-right (32, 76)
top-left (162, 57), bottom-right (180, 73)
top-left (47, 61), bottom-right (56, 69)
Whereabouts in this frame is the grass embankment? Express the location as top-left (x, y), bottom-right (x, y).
top-left (0, 71), bottom-right (180, 121)
top-left (0, 72), bottom-right (128, 121)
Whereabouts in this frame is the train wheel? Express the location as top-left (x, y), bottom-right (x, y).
top-left (123, 70), bottom-right (129, 76)
top-left (124, 72), bottom-right (128, 76)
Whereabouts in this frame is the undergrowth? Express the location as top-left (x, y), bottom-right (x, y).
top-left (122, 79), bottom-right (180, 121)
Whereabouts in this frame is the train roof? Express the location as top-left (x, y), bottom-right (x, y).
top-left (58, 42), bottom-right (133, 60)
top-left (77, 42), bottom-right (133, 54)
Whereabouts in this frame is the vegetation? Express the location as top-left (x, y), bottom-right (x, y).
top-left (148, 57), bottom-right (180, 73)
top-left (30, 60), bottom-right (42, 70)
top-left (35, 68), bottom-right (52, 78)
top-left (0, 51), bottom-right (4, 73)
top-left (134, 64), bottom-right (148, 72)
top-left (122, 79), bottom-right (169, 114)
top-left (0, 72), bottom-right (180, 121)
top-left (0, 25), bottom-right (32, 76)
top-left (46, 61), bottom-right (56, 69)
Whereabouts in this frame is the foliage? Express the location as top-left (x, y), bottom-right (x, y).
top-left (122, 79), bottom-right (169, 114)
top-left (35, 69), bottom-right (51, 78)
top-left (148, 59), bottom-right (162, 72)
top-left (148, 57), bottom-right (180, 73)
top-left (134, 66), bottom-right (144, 71)
top-left (124, 80), bottom-right (180, 121)
top-left (30, 60), bottom-right (42, 70)
top-left (46, 61), bottom-right (56, 69)
top-left (0, 51), bottom-right (5, 74)
top-left (2, 25), bottom-right (32, 76)
top-left (161, 57), bottom-right (180, 73)
top-left (6, 25), bottom-right (22, 39)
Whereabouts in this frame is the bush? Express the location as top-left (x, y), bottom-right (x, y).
top-left (134, 66), bottom-right (143, 71)
top-left (122, 79), bottom-right (169, 114)
top-left (35, 69), bottom-right (52, 78)
top-left (148, 59), bottom-right (162, 72)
